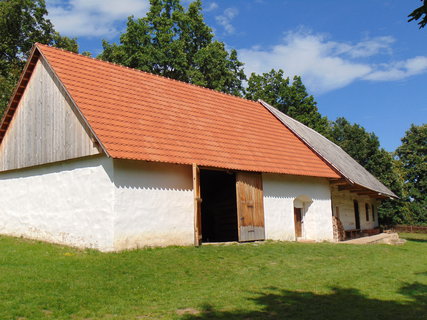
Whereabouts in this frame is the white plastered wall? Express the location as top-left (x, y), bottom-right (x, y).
top-left (263, 173), bottom-right (333, 241)
top-left (330, 185), bottom-right (379, 230)
top-left (112, 160), bottom-right (194, 250)
top-left (0, 156), bottom-right (115, 250)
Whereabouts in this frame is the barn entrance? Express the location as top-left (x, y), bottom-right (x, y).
top-left (200, 169), bottom-right (238, 242)
top-left (192, 165), bottom-right (266, 245)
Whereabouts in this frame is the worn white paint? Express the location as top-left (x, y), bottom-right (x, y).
top-left (0, 156), bottom-right (194, 251)
top-left (330, 185), bottom-right (379, 230)
top-left (112, 160), bottom-right (194, 250)
top-left (0, 156), bottom-right (115, 250)
top-left (0, 154), bottom-right (342, 250)
top-left (263, 173), bottom-right (333, 241)
top-left (0, 58), bottom-right (100, 172)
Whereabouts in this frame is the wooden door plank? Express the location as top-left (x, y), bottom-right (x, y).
top-left (294, 208), bottom-right (302, 238)
top-left (193, 164), bottom-right (202, 246)
top-left (236, 172), bottom-right (265, 242)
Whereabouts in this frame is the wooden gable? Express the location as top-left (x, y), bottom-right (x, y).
top-left (0, 57), bottom-right (101, 172)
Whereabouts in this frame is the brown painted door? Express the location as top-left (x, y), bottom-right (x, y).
top-left (294, 208), bottom-right (302, 238)
top-left (193, 164), bottom-right (202, 245)
top-left (236, 172), bottom-right (265, 242)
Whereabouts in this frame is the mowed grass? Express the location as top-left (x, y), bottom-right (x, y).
top-left (0, 234), bottom-right (426, 320)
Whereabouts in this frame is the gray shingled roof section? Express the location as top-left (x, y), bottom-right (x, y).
top-left (259, 100), bottom-right (397, 198)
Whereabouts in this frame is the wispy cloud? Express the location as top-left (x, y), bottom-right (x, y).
top-left (215, 8), bottom-right (238, 34)
top-left (205, 2), bottom-right (218, 12)
top-left (46, 0), bottom-right (149, 37)
top-left (239, 30), bottom-right (427, 94)
top-left (364, 56), bottom-right (427, 81)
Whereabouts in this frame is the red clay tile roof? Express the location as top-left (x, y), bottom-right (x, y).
top-left (28, 44), bottom-right (340, 178)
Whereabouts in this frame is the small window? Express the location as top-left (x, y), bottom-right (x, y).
top-left (365, 203), bottom-right (370, 221)
top-left (372, 204), bottom-right (375, 221)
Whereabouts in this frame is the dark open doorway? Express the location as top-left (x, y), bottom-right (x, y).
top-left (353, 200), bottom-right (361, 229)
top-left (200, 169), bottom-right (238, 242)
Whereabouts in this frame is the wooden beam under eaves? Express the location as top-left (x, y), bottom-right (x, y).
top-left (338, 185), bottom-right (363, 191)
top-left (329, 178), bottom-right (348, 185)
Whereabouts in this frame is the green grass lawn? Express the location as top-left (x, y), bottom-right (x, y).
top-left (0, 234), bottom-right (426, 320)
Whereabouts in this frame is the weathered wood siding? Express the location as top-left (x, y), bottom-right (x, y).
top-left (0, 58), bottom-right (100, 172)
top-left (236, 172), bottom-right (265, 242)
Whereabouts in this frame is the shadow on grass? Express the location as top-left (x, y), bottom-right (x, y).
top-left (404, 238), bottom-right (427, 243)
top-left (181, 283), bottom-right (426, 320)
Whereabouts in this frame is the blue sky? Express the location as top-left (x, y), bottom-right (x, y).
top-left (45, 0), bottom-right (427, 151)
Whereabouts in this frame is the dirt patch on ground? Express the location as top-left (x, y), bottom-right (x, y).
top-left (176, 308), bottom-right (200, 315)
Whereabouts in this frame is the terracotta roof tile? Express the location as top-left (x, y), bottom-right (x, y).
top-left (35, 44), bottom-right (339, 178)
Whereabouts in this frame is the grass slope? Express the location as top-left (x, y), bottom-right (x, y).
top-left (0, 234), bottom-right (426, 320)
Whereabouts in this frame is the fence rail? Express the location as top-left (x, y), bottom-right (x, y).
top-left (392, 225), bottom-right (427, 234)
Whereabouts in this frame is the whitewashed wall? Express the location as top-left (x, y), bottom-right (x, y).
top-left (112, 160), bottom-right (194, 250)
top-left (0, 156), bottom-right (115, 250)
top-left (263, 173), bottom-right (333, 241)
top-left (330, 185), bottom-right (379, 230)
top-left (0, 155), bottom-right (341, 250)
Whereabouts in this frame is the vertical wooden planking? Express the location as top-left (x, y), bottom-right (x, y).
top-left (294, 208), bottom-right (302, 238)
top-left (0, 58), bottom-right (100, 172)
top-left (193, 164), bottom-right (202, 246)
top-left (236, 172), bottom-right (265, 242)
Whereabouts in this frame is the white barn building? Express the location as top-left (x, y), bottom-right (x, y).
top-left (0, 44), bottom-right (396, 251)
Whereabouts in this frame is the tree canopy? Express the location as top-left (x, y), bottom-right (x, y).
top-left (329, 118), bottom-right (409, 224)
top-left (246, 69), bottom-right (330, 137)
top-left (99, 0), bottom-right (246, 97)
top-left (0, 0), bottom-right (78, 115)
top-left (408, 0), bottom-right (427, 28)
top-left (396, 124), bottom-right (427, 224)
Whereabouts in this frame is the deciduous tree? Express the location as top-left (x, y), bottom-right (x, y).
top-left (396, 124), bottom-right (427, 225)
top-left (330, 117), bottom-right (408, 225)
top-left (246, 69), bottom-right (330, 136)
top-left (0, 0), bottom-right (78, 116)
top-left (99, 0), bottom-right (246, 96)
top-left (408, 0), bottom-right (427, 28)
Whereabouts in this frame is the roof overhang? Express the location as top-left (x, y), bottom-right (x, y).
top-left (259, 99), bottom-right (398, 199)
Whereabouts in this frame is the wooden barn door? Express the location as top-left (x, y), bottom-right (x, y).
top-left (193, 164), bottom-right (202, 246)
top-left (236, 172), bottom-right (265, 242)
top-left (294, 208), bottom-right (302, 237)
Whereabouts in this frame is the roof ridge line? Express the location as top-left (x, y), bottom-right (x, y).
top-left (35, 43), bottom-right (255, 105)
top-left (258, 99), bottom-right (349, 183)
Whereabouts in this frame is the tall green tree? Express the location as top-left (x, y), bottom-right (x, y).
top-left (408, 0), bottom-right (427, 28)
top-left (330, 117), bottom-right (407, 225)
top-left (99, 0), bottom-right (246, 96)
top-left (396, 124), bottom-right (427, 225)
top-left (0, 0), bottom-right (78, 116)
top-left (246, 69), bottom-right (330, 136)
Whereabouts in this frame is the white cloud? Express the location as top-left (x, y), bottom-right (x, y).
top-left (239, 30), bottom-right (427, 94)
top-left (334, 36), bottom-right (395, 58)
top-left (215, 8), bottom-right (238, 34)
top-left (365, 56), bottom-right (427, 81)
top-left (46, 0), bottom-right (149, 37)
top-left (205, 2), bottom-right (218, 12)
